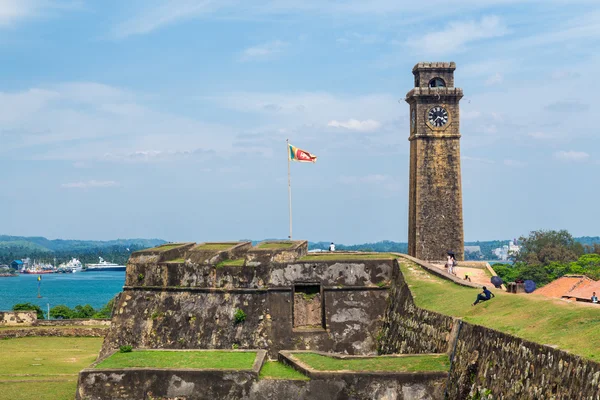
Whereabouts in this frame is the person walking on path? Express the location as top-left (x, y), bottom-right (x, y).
top-left (473, 286), bottom-right (495, 306)
top-left (446, 251), bottom-right (456, 275)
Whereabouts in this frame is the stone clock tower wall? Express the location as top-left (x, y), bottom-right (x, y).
top-left (406, 62), bottom-right (464, 261)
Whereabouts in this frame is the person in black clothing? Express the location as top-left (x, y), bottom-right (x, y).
top-left (473, 286), bottom-right (495, 306)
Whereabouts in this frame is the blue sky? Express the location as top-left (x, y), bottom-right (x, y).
top-left (1, 0), bottom-right (599, 244)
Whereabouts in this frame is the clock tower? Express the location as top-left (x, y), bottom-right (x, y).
top-left (406, 62), bottom-right (464, 261)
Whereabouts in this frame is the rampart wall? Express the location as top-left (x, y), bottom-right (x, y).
top-left (100, 258), bottom-right (393, 359)
top-left (379, 260), bottom-right (600, 399)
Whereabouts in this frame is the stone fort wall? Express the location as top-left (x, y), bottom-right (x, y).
top-left (379, 260), bottom-right (600, 399)
top-left (99, 243), bottom-right (394, 359)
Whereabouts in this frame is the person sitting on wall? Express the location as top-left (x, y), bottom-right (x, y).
top-left (328, 242), bottom-right (335, 252)
top-left (472, 286), bottom-right (495, 306)
top-left (592, 292), bottom-right (598, 304)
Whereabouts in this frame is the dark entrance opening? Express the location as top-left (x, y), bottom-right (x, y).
top-left (293, 284), bottom-right (325, 330)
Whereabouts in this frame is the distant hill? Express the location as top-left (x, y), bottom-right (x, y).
top-left (2, 235), bottom-right (598, 265)
top-left (0, 235), bottom-right (166, 265)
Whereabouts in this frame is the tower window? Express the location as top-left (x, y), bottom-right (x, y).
top-left (429, 77), bottom-right (446, 88)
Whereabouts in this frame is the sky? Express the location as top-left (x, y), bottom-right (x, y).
top-left (1, 0), bottom-right (599, 244)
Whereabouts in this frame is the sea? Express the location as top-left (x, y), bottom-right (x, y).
top-left (0, 271), bottom-right (125, 312)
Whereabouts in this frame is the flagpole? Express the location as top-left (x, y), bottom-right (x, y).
top-left (287, 139), bottom-right (292, 240)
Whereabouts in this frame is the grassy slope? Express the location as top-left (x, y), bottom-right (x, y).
top-left (95, 350), bottom-right (256, 369)
top-left (399, 261), bottom-right (600, 360)
top-left (0, 337), bottom-right (103, 400)
top-left (293, 353), bottom-right (449, 372)
top-left (259, 361), bottom-right (309, 380)
top-left (256, 242), bottom-right (295, 249)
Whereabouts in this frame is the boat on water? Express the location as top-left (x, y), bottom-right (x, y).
top-left (58, 258), bottom-right (83, 273)
top-left (84, 257), bottom-right (126, 272)
top-left (20, 261), bottom-right (56, 274)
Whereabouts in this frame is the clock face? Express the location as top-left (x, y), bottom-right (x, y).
top-left (428, 106), bottom-right (449, 127)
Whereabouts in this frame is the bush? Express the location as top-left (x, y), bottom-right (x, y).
top-left (49, 305), bottom-right (74, 319)
top-left (234, 308), bottom-right (246, 323)
top-left (72, 304), bottom-right (95, 319)
top-left (12, 303), bottom-right (45, 320)
top-left (119, 345), bottom-right (133, 353)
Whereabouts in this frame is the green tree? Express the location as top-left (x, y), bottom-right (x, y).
top-left (91, 296), bottom-right (116, 319)
top-left (12, 303), bottom-right (45, 319)
top-left (72, 304), bottom-right (96, 319)
top-left (49, 305), bottom-right (73, 319)
top-left (516, 230), bottom-right (583, 266)
top-left (569, 253), bottom-right (600, 280)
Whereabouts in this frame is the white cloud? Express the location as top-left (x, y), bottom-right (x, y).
top-left (0, 82), bottom-right (234, 161)
top-left (240, 40), bottom-right (288, 61)
top-left (0, 0), bottom-right (78, 27)
top-left (61, 180), bottom-right (118, 189)
top-left (554, 150), bottom-right (590, 162)
top-left (112, 0), bottom-right (227, 38)
top-left (328, 119), bottom-right (381, 132)
top-left (407, 16), bottom-right (509, 56)
top-left (206, 92), bottom-right (398, 126)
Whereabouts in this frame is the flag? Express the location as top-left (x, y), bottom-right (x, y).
top-left (288, 143), bottom-right (317, 163)
top-left (38, 275), bottom-right (41, 282)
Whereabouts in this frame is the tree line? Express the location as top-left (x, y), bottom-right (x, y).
top-left (12, 297), bottom-right (116, 320)
top-left (492, 230), bottom-right (600, 286)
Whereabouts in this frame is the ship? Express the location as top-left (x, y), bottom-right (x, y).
top-left (21, 261), bottom-right (56, 274)
top-left (58, 258), bottom-right (83, 273)
top-left (84, 257), bottom-right (126, 272)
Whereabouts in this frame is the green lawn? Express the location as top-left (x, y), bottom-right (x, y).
top-left (299, 253), bottom-right (395, 261)
top-left (399, 261), bottom-right (600, 360)
top-left (259, 361), bottom-right (309, 380)
top-left (216, 258), bottom-right (245, 267)
top-left (193, 243), bottom-right (237, 250)
top-left (292, 353), bottom-right (449, 372)
top-left (0, 381), bottom-right (79, 400)
top-left (147, 243), bottom-right (185, 252)
top-left (95, 350), bottom-right (257, 369)
top-left (256, 242), bottom-right (295, 249)
top-left (0, 337), bottom-right (103, 400)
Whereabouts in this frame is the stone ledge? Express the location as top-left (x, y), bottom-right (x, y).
top-left (279, 351), bottom-right (448, 382)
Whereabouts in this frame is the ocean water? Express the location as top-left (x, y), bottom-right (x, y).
top-left (0, 271), bottom-right (125, 312)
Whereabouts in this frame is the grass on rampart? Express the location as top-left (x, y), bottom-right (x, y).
top-left (95, 350), bottom-right (257, 370)
top-left (194, 243), bottom-right (237, 251)
top-left (399, 260), bottom-right (600, 361)
top-left (256, 242), bottom-right (295, 249)
top-left (259, 361), bottom-right (309, 380)
top-left (148, 243), bottom-right (185, 252)
top-left (293, 353), bottom-right (449, 372)
top-left (216, 258), bottom-right (245, 267)
top-left (0, 337), bottom-right (103, 400)
top-left (299, 253), bottom-right (395, 261)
